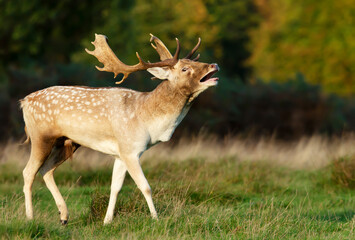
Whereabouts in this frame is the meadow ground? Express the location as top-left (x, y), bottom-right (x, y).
top-left (0, 135), bottom-right (354, 239)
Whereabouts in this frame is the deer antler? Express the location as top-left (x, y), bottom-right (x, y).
top-left (85, 34), bottom-right (180, 84)
top-left (184, 38), bottom-right (201, 61)
top-left (150, 34), bottom-right (173, 61)
top-left (150, 34), bottom-right (201, 62)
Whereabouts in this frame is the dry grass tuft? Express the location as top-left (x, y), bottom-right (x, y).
top-left (87, 190), bottom-right (110, 222)
top-left (1, 133), bottom-right (355, 170)
top-left (331, 155), bottom-right (355, 189)
top-left (143, 133), bottom-right (355, 169)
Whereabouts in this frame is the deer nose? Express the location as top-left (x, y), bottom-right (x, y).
top-left (210, 63), bottom-right (219, 71)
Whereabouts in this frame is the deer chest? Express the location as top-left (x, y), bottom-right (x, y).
top-left (147, 106), bottom-right (190, 144)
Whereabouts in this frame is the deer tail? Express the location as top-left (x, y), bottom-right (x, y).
top-left (21, 126), bottom-right (30, 145)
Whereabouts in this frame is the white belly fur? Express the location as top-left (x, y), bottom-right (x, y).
top-left (69, 132), bottom-right (119, 156)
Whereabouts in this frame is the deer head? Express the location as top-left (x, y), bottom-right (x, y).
top-left (86, 34), bottom-right (219, 101)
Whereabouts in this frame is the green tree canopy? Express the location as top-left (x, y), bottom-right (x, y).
top-left (248, 0), bottom-right (355, 95)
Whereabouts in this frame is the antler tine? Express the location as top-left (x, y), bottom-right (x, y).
top-left (86, 34), bottom-right (180, 84)
top-left (149, 34), bottom-right (181, 63)
top-left (192, 53), bottom-right (200, 61)
top-left (184, 37), bottom-right (201, 60)
top-left (173, 38), bottom-right (180, 61)
top-left (150, 34), bottom-right (173, 61)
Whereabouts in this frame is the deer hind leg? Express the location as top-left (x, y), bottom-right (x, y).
top-left (39, 138), bottom-right (80, 225)
top-left (23, 137), bottom-right (55, 220)
top-left (104, 158), bottom-right (127, 225)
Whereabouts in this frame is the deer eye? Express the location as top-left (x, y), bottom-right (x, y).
top-left (181, 67), bottom-right (189, 72)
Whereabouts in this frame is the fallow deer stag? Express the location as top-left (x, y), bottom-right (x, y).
top-left (20, 33), bottom-right (219, 225)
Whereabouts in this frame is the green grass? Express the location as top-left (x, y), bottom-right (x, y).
top-left (0, 157), bottom-right (354, 239)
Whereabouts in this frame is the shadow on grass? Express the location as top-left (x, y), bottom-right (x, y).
top-left (188, 191), bottom-right (251, 205)
top-left (308, 210), bottom-right (355, 223)
top-left (0, 221), bottom-right (71, 239)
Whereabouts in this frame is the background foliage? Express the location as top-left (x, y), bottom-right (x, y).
top-left (249, 0), bottom-right (355, 95)
top-left (0, 0), bottom-right (354, 140)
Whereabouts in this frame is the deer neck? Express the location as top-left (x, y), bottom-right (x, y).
top-left (151, 80), bottom-right (190, 109)
top-left (139, 80), bottom-right (191, 143)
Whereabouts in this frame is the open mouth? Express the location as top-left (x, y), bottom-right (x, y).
top-left (200, 69), bottom-right (219, 85)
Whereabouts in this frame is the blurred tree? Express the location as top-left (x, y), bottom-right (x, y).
top-left (0, 0), bottom-right (106, 68)
top-left (133, 0), bottom-right (218, 60)
top-left (205, 0), bottom-right (259, 80)
top-left (249, 0), bottom-right (355, 95)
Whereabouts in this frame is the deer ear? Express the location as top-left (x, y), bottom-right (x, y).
top-left (147, 67), bottom-right (171, 80)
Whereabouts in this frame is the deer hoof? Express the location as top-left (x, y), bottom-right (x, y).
top-left (60, 220), bottom-right (68, 225)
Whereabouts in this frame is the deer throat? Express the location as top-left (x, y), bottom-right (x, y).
top-left (141, 81), bottom-right (191, 144)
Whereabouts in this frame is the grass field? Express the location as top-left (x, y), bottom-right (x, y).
top-left (0, 135), bottom-right (354, 239)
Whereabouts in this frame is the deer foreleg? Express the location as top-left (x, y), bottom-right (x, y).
top-left (122, 154), bottom-right (158, 219)
top-left (104, 158), bottom-right (127, 225)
